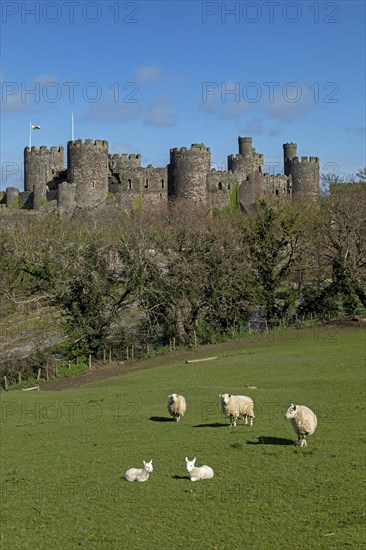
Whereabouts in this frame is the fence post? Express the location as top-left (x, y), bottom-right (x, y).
top-left (109, 349), bottom-right (112, 364)
top-left (88, 354), bottom-right (92, 370)
top-left (4, 376), bottom-right (8, 390)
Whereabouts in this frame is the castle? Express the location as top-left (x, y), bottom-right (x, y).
top-left (1, 136), bottom-right (320, 213)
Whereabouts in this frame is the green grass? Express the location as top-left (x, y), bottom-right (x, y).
top-left (1, 325), bottom-right (365, 549)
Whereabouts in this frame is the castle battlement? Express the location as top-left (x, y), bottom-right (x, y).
top-left (228, 152), bottom-right (264, 161)
top-left (68, 139), bottom-right (108, 149)
top-left (291, 156), bottom-right (319, 164)
top-left (170, 144), bottom-right (211, 156)
top-left (25, 145), bottom-right (64, 155)
top-left (109, 153), bottom-right (141, 161)
top-left (13, 134), bottom-right (319, 213)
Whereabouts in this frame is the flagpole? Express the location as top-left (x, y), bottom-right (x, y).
top-left (71, 112), bottom-right (74, 141)
top-left (29, 122), bottom-right (32, 148)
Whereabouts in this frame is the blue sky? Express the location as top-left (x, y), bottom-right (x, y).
top-left (1, 0), bottom-right (365, 190)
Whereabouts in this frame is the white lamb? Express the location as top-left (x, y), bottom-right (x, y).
top-left (285, 404), bottom-right (318, 447)
top-left (185, 457), bottom-right (214, 481)
top-left (124, 460), bottom-right (153, 482)
top-left (167, 393), bottom-right (187, 422)
top-left (219, 393), bottom-right (255, 427)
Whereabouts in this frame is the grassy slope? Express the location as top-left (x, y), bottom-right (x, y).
top-left (1, 326), bottom-right (365, 549)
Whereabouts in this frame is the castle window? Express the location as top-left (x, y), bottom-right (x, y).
top-left (161, 179), bottom-right (164, 188)
top-left (92, 181), bottom-right (95, 188)
top-left (275, 189), bottom-right (279, 196)
top-left (145, 179), bottom-right (149, 189)
top-left (128, 179), bottom-right (132, 189)
top-left (218, 181), bottom-right (222, 190)
top-left (259, 166), bottom-right (262, 174)
top-left (228, 183), bottom-right (231, 190)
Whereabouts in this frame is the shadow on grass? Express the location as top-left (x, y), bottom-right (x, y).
top-left (172, 475), bottom-right (189, 480)
top-left (247, 436), bottom-right (294, 446)
top-left (149, 416), bottom-right (173, 422)
top-left (193, 423), bottom-right (228, 428)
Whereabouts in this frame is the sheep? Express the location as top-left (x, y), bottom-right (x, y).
top-left (124, 460), bottom-right (153, 482)
top-left (167, 393), bottom-right (187, 422)
top-left (285, 404), bottom-right (318, 447)
top-left (219, 393), bottom-right (255, 427)
top-left (185, 457), bottom-right (214, 481)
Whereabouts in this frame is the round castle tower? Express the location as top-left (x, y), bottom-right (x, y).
top-left (228, 137), bottom-right (264, 180)
top-left (228, 136), bottom-right (264, 211)
top-left (24, 145), bottom-right (64, 193)
top-left (168, 143), bottom-right (211, 204)
top-left (67, 139), bottom-right (108, 208)
top-left (283, 142), bottom-right (298, 176)
top-left (283, 143), bottom-right (319, 200)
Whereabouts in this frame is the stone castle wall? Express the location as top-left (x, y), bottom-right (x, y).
top-left (168, 144), bottom-right (211, 205)
top-left (67, 139), bottom-right (108, 209)
top-left (24, 145), bottom-right (64, 193)
top-left (5, 135), bottom-right (320, 213)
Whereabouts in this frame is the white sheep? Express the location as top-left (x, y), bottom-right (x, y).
top-left (124, 460), bottom-right (153, 482)
top-left (167, 393), bottom-right (187, 422)
top-left (185, 457), bottom-right (214, 481)
top-left (219, 393), bottom-right (255, 427)
top-left (285, 404), bottom-right (318, 447)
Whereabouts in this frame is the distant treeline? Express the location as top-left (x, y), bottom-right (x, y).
top-left (0, 186), bottom-right (365, 362)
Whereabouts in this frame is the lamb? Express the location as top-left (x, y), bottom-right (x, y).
top-left (219, 393), bottom-right (255, 427)
top-left (167, 393), bottom-right (187, 422)
top-left (185, 457), bottom-right (214, 481)
top-left (124, 460), bottom-right (153, 482)
top-left (285, 404), bottom-right (318, 447)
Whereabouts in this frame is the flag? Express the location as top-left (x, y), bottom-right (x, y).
top-left (31, 125), bottom-right (41, 130)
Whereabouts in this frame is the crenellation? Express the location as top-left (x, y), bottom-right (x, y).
top-left (14, 134), bottom-right (319, 213)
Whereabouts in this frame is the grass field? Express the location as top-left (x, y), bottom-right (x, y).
top-left (1, 324), bottom-right (365, 549)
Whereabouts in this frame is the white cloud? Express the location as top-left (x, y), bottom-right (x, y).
top-left (134, 65), bottom-right (163, 84)
top-left (268, 128), bottom-right (281, 137)
top-left (263, 84), bottom-right (314, 122)
top-left (84, 99), bottom-right (141, 124)
top-left (144, 99), bottom-right (177, 127)
top-left (109, 141), bottom-right (140, 154)
top-left (220, 102), bottom-right (249, 120)
top-left (241, 118), bottom-right (263, 135)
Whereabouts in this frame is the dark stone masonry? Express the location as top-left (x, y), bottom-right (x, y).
top-left (2, 136), bottom-right (320, 213)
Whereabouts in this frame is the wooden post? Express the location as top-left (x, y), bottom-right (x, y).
top-left (169, 340), bottom-right (172, 352)
top-left (4, 376), bottom-right (8, 391)
top-left (76, 356), bottom-right (79, 365)
top-left (193, 329), bottom-right (197, 347)
top-left (248, 323), bottom-right (251, 335)
top-left (173, 337), bottom-right (176, 351)
top-left (37, 368), bottom-right (41, 380)
top-left (18, 372), bottom-right (21, 384)
top-left (126, 347), bottom-right (129, 360)
top-left (147, 344), bottom-right (150, 356)
top-left (88, 354), bottom-right (92, 370)
top-left (46, 365), bottom-right (49, 381)
top-left (131, 345), bottom-right (134, 359)
top-left (103, 349), bottom-right (106, 363)
top-left (265, 320), bottom-right (268, 332)
top-left (109, 349), bottom-right (112, 364)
